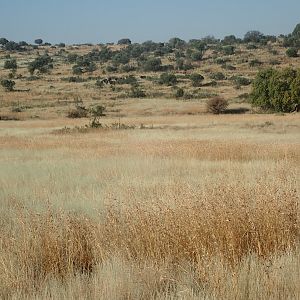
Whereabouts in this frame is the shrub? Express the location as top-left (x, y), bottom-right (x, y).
top-left (175, 88), bottom-right (184, 98)
top-left (206, 97), bottom-right (228, 114)
top-left (232, 76), bottom-right (251, 86)
top-left (222, 45), bottom-right (235, 55)
top-left (286, 48), bottom-right (298, 58)
top-left (129, 86), bottom-right (146, 98)
top-left (191, 51), bottom-right (203, 61)
top-left (67, 106), bottom-right (88, 118)
top-left (28, 54), bottom-right (53, 74)
top-left (190, 73), bottom-right (204, 87)
top-left (0, 79), bottom-right (15, 91)
top-left (142, 58), bottom-right (162, 72)
top-left (0, 37), bottom-right (8, 45)
top-left (4, 58), bottom-right (17, 70)
top-left (249, 59), bottom-right (263, 67)
top-left (251, 68), bottom-right (300, 112)
top-left (159, 73), bottom-right (177, 86)
top-left (210, 72), bottom-right (225, 81)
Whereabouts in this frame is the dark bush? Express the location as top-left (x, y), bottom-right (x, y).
top-left (1, 79), bottom-right (15, 91)
top-left (286, 47), bottom-right (298, 58)
top-left (190, 73), bottom-right (204, 87)
top-left (129, 86), bottom-right (146, 98)
top-left (142, 57), bottom-right (162, 72)
top-left (175, 88), bottom-right (184, 98)
top-left (210, 72), bottom-right (225, 81)
top-left (4, 59), bottom-right (17, 70)
top-left (222, 45), bottom-right (235, 55)
top-left (159, 73), bottom-right (177, 86)
top-left (28, 54), bottom-right (53, 74)
top-left (34, 39), bottom-right (43, 45)
top-left (118, 39), bottom-right (131, 45)
top-left (249, 59), bottom-right (263, 67)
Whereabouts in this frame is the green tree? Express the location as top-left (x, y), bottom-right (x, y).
top-left (34, 39), bottom-right (43, 45)
top-left (251, 68), bottom-right (300, 112)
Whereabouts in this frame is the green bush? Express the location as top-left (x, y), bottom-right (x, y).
top-left (210, 72), bottom-right (225, 81)
top-left (142, 58), bottom-right (162, 72)
top-left (159, 73), bottom-right (177, 86)
top-left (190, 73), bottom-right (204, 87)
top-left (28, 54), bottom-right (53, 74)
top-left (4, 58), bottom-right (17, 70)
top-left (175, 88), bottom-right (184, 98)
top-left (222, 45), bottom-right (235, 55)
top-left (129, 86), bottom-right (146, 98)
top-left (251, 68), bottom-right (300, 112)
top-left (286, 48), bottom-right (298, 58)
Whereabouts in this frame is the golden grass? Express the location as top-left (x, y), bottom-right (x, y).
top-left (0, 113), bottom-right (299, 299)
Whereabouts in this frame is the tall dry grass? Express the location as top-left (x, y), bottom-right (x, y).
top-left (1, 161), bottom-right (299, 299)
top-left (0, 116), bottom-right (299, 299)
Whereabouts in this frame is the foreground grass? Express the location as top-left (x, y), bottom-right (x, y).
top-left (0, 114), bottom-right (299, 299)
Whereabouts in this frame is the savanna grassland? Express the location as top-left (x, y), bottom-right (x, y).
top-left (0, 31), bottom-right (300, 299)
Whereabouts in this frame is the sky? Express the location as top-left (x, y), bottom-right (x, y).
top-left (1, 0), bottom-right (300, 44)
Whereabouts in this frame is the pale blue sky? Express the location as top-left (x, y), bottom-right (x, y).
top-left (1, 0), bottom-right (299, 44)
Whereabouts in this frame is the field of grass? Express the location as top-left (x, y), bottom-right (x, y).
top-left (0, 37), bottom-right (300, 298)
top-left (0, 112), bottom-right (299, 299)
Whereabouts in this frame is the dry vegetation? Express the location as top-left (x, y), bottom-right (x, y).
top-left (0, 36), bottom-right (300, 299)
top-left (0, 113), bottom-right (299, 299)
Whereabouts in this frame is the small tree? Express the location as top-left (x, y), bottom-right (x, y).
top-left (190, 73), bottom-right (204, 87)
top-left (206, 97), bottom-right (228, 114)
top-left (117, 38), bottom-right (131, 45)
top-left (1, 79), bottom-right (15, 91)
top-left (34, 39), bottom-right (43, 45)
top-left (286, 47), bottom-right (298, 57)
top-left (0, 38), bottom-right (9, 45)
top-left (89, 105), bottom-right (106, 127)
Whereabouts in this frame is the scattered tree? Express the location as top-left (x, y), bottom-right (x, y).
top-left (34, 39), bottom-right (43, 45)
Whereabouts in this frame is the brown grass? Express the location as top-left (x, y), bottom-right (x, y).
top-left (0, 113), bottom-right (299, 299)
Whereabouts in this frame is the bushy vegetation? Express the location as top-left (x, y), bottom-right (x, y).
top-left (4, 58), bottom-right (17, 71)
top-left (286, 47), bottom-right (298, 57)
top-left (190, 73), bottom-right (204, 87)
top-left (159, 73), bottom-right (177, 86)
top-left (251, 68), bottom-right (300, 112)
top-left (206, 96), bottom-right (228, 114)
top-left (28, 54), bottom-right (54, 74)
top-left (0, 79), bottom-right (15, 91)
